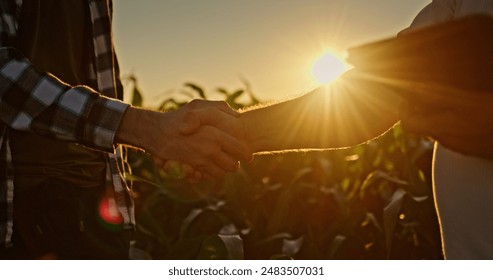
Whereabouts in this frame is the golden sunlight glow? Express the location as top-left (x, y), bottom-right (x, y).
top-left (311, 51), bottom-right (348, 85)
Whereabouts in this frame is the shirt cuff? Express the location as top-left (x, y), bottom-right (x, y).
top-left (80, 87), bottom-right (129, 152)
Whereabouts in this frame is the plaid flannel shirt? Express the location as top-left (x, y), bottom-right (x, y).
top-left (0, 0), bottom-right (135, 248)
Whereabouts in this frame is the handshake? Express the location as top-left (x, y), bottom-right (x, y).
top-left (116, 67), bottom-right (493, 184)
top-left (116, 99), bottom-right (255, 183)
top-left (115, 14), bottom-right (493, 181)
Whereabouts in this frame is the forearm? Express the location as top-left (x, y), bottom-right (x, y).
top-left (0, 47), bottom-right (128, 152)
top-left (240, 93), bottom-right (335, 153)
top-left (240, 71), bottom-right (402, 153)
top-left (115, 106), bottom-right (161, 152)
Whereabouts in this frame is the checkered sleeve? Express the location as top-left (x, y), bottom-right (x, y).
top-left (0, 47), bottom-right (128, 152)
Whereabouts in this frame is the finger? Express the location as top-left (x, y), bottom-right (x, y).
top-left (209, 100), bottom-right (240, 117)
top-left (200, 164), bottom-right (227, 181)
top-left (216, 129), bottom-right (253, 163)
top-left (196, 138), bottom-right (241, 173)
top-left (180, 163), bottom-right (198, 179)
top-left (179, 108), bottom-right (237, 135)
top-left (179, 111), bottom-right (201, 135)
top-left (186, 170), bottom-right (202, 184)
top-left (189, 99), bottom-right (239, 117)
top-left (201, 172), bottom-right (215, 182)
top-left (212, 151), bottom-right (241, 173)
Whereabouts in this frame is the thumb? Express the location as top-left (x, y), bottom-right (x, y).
top-left (209, 100), bottom-right (240, 117)
top-left (179, 108), bottom-right (230, 135)
top-left (179, 111), bottom-right (201, 135)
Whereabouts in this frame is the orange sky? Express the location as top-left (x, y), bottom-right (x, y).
top-left (113, 0), bottom-right (430, 107)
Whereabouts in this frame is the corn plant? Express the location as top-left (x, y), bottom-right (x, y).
top-left (125, 78), bottom-right (442, 260)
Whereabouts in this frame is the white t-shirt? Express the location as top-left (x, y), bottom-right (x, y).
top-left (408, 0), bottom-right (493, 259)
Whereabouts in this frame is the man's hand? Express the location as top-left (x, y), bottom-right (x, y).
top-left (153, 158), bottom-right (202, 184)
top-left (400, 85), bottom-right (493, 159)
top-left (116, 99), bottom-right (252, 181)
top-left (178, 102), bottom-right (247, 140)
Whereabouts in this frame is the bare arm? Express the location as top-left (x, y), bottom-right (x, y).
top-left (240, 70), bottom-right (403, 153)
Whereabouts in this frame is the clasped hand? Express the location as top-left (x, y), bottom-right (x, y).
top-left (147, 99), bottom-right (251, 182)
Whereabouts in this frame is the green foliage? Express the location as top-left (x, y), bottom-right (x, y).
top-left (127, 75), bottom-right (143, 107)
top-left (126, 81), bottom-right (442, 260)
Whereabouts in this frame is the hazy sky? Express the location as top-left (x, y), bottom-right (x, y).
top-left (113, 0), bottom-right (431, 106)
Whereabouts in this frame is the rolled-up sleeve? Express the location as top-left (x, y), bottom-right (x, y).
top-left (0, 47), bottom-right (128, 152)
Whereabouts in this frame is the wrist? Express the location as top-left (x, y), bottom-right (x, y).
top-left (239, 110), bottom-right (269, 153)
top-left (115, 106), bottom-right (160, 151)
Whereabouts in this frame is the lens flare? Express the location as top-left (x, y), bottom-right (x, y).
top-left (98, 194), bottom-right (123, 227)
top-left (311, 51), bottom-right (348, 84)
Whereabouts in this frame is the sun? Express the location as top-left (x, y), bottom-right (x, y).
top-left (311, 51), bottom-right (348, 85)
